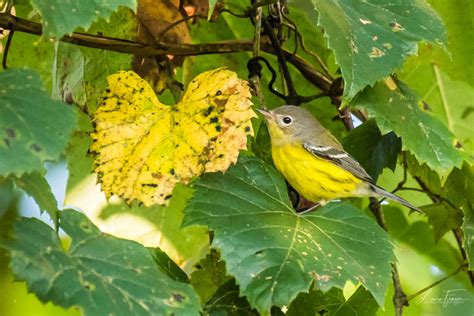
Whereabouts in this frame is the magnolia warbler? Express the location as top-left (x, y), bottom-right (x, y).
top-left (258, 105), bottom-right (421, 212)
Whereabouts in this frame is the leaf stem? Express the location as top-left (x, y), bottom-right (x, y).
top-left (406, 264), bottom-right (465, 301)
top-left (433, 64), bottom-right (453, 131)
top-left (249, 3), bottom-right (266, 109)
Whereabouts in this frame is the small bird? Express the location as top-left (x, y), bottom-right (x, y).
top-left (258, 105), bottom-right (421, 213)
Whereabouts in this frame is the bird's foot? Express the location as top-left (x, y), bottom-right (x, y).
top-left (296, 200), bottom-right (327, 215)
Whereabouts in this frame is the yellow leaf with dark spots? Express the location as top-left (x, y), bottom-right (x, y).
top-left (90, 68), bottom-right (255, 205)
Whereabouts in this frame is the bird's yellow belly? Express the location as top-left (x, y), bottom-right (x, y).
top-left (272, 143), bottom-right (362, 202)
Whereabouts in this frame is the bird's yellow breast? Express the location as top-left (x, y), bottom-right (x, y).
top-left (271, 143), bottom-right (362, 202)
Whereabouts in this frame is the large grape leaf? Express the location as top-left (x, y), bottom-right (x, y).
top-left (309, 0), bottom-right (446, 99)
top-left (30, 0), bottom-right (136, 39)
top-left (0, 69), bottom-right (77, 177)
top-left (183, 155), bottom-right (394, 314)
top-left (91, 69), bottom-right (255, 206)
top-left (352, 80), bottom-right (465, 177)
top-left (1, 209), bottom-right (201, 316)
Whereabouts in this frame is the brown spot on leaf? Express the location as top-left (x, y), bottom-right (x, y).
top-left (203, 106), bottom-right (214, 117)
top-left (422, 101), bottom-right (431, 111)
top-left (390, 22), bottom-right (404, 32)
top-left (6, 128), bottom-right (15, 139)
top-left (214, 98), bottom-right (228, 107)
top-left (30, 144), bottom-right (42, 152)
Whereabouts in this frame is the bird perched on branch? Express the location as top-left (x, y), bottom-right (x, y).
top-left (258, 105), bottom-right (421, 213)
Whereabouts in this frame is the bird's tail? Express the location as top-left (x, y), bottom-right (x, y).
top-left (369, 184), bottom-right (423, 213)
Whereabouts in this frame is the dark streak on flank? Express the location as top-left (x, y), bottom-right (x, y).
top-left (215, 125), bottom-right (221, 132)
top-left (210, 117), bottom-right (218, 123)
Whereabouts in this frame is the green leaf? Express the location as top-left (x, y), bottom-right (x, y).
top-left (30, 0), bottom-right (137, 38)
top-left (398, 0), bottom-right (474, 154)
top-left (149, 248), bottom-right (190, 283)
top-left (447, 164), bottom-right (474, 269)
top-left (183, 156), bottom-right (394, 313)
top-left (421, 203), bottom-right (463, 242)
top-left (426, 0), bottom-right (474, 86)
top-left (190, 249), bottom-right (231, 303)
top-left (287, 286), bottom-right (378, 316)
top-left (2, 210), bottom-right (201, 315)
top-left (0, 69), bottom-right (77, 177)
top-left (0, 2), bottom-right (54, 88)
top-left (401, 61), bottom-right (474, 154)
top-left (352, 80), bottom-right (465, 177)
top-left (54, 8), bottom-right (136, 113)
top-left (342, 120), bottom-right (401, 180)
top-left (204, 279), bottom-right (259, 316)
top-left (309, 0), bottom-right (446, 99)
top-left (13, 172), bottom-right (59, 223)
top-left (208, 0), bottom-right (218, 20)
top-left (463, 203), bottom-right (474, 270)
top-left (406, 155), bottom-right (474, 266)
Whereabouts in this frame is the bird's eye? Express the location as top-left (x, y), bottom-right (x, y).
top-left (282, 116), bottom-right (293, 125)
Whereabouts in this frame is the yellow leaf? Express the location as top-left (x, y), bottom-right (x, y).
top-left (90, 68), bottom-right (255, 206)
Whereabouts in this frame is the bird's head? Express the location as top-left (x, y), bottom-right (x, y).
top-left (258, 105), bottom-right (319, 146)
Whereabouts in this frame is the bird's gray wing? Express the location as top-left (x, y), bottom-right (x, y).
top-left (303, 143), bottom-right (375, 183)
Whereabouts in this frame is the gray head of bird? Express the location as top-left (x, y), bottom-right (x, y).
top-left (258, 105), bottom-right (342, 148)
